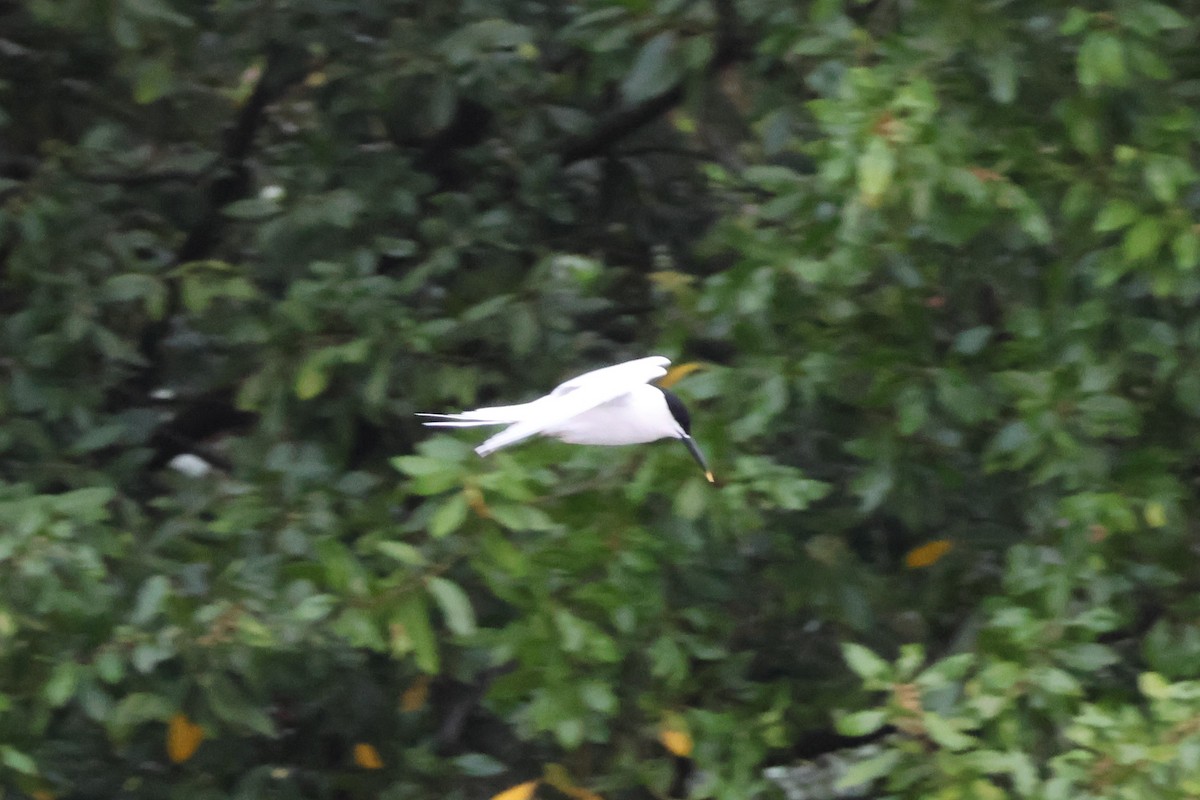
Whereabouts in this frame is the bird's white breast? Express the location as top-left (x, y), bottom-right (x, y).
top-left (543, 385), bottom-right (679, 446)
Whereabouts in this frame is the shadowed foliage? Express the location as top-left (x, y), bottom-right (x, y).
top-left (3, 0), bottom-right (1200, 798)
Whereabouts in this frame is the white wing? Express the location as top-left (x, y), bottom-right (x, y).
top-left (475, 356), bottom-right (672, 455)
top-left (549, 356), bottom-right (670, 397)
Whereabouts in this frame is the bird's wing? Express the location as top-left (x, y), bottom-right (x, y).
top-left (476, 359), bottom-right (671, 456)
top-left (548, 356), bottom-right (670, 397)
top-left (420, 357), bottom-right (670, 427)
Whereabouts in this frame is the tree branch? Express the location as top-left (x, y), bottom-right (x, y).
top-left (559, 0), bottom-right (748, 165)
top-left (560, 84), bottom-right (687, 165)
top-left (133, 43), bottom-right (307, 457)
top-left (176, 43), bottom-right (307, 263)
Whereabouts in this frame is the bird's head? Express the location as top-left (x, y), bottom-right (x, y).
top-left (659, 389), bottom-right (715, 484)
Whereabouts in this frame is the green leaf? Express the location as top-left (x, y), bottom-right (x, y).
top-left (335, 608), bottom-right (386, 651)
top-left (122, 0), bottom-right (194, 26)
top-left (427, 576), bottom-right (476, 636)
top-left (103, 274), bottom-right (167, 318)
top-left (555, 716), bottom-right (585, 749)
top-left (132, 641), bottom-right (173, 673)
top-left (222, 198), bottom-right (280, 220)
top-left (674, 476), bottom-right (707, 519)
top-left (982, 52), bottom-right (1017, 104)
top-left (554, 608), bottom-right (587, 653)
top-left (395, 594), bottom-right (439, 673)
top-left (836, 747), bottom-right (901, 790)
top-left (131, 575), bottom-right (170, 624)
top-left (53, 487), bottom-right (116, 520)
top-left (293, 593), bottom-right (337, 622)
top-left (842, 643), bottom-right (891, 682)
top-left (579, 680), bottom-right (616, 713)
top-left (1138, 671), bottom-right (1170, 700)
top-left (489, 503), bottom-right (555, 531)
top-left (1060, 8), bottom-right (1092, 35)
top-left (989, 420), bottom-right (1036, 464)
top-left (1172, 229), bottom-right (1199, 270)
top-left (1144, 158), bottom-right (1179, 203)
top-left (0, 746), bottom-right (37, 776)
top-left (441, 19), bottom-right (533, 66)
top-left (109, 692), bottom-right (174, 741)
top-left (391, 455), bottom-right (447, 478)
top-left (920, 653), bottom-right (974, 687)
top-left (375, 540), bottom-right (427, 566)
top-left (620, 33), bottom-right (681, 104)
top-left (1031, 666), bottom-right (1081, 696)
top-left (953, 326), bottom-right (993, 356)
top-left (1130, 2), bottom-right (1187, 31)
top-left (44, 661), bottom-right (80, 707)
top-left (1018, 202), bottom-right (1052, 244)
top-left (453, 752), bottom-right (506, 777)
top-left (96, 649), bottom-right (125, 684)
top-left (1062, 99), bottom-right (1102, 155)
top-left (1093, 199), bottom-right (1138, 233)
top-left (1077, 31), bottom-right (1127, 88)
top-left (896, 643), bottom-right (926, 679)
top-left (1056, 642), bottom-right (1118, 671)
top-left (133, 58), bottom-right (173, 104)
top-left (320, 189), bottom-right (365, 228)
top-left (294, 354), bottom-right (330, 400)
top-left (852, 465), bottom-right (893, 513)
top-left (429, 492), bottom-right (468, 538)
top-left (836, 708), bottom-right (887, 736)
top-left (179, 273), bottom-right (257, 312)
top-left (923, 713), bottom-right (975, 751)
top-left (896, 385), bottom-right (927, 436)
top-left (857, 138), bottom-right (895, 203)
top-left (1123, 216), bottom-right (1164, 261)
top-left (203, 675), bottom-right (275, 735)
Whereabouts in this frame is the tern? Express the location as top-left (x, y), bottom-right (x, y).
top-left (418, 356), bottom-right (715, 483)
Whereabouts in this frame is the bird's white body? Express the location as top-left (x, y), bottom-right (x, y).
top-left (418, 356), bottom-right (714, 481)
top-left (541, 384), bottom-right (679, 446)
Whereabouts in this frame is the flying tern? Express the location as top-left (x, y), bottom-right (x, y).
top-left (418, 356), bottom-right (715, 482)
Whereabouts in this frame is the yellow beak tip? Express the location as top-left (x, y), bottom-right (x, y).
top-left (705, 471), bottom-right (716, 484)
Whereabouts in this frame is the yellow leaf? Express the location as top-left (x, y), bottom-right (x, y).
top-left (294, 356), bottom-right (328, 400)
top-left (671, 110), bottom-right (697, 134)
top-left (166, 713), bottom-right (204, 764)
top-left (543, 763), bottom-right (605, 800)
top-left (658, 362), bottom-right (705, 389)
top-left (659, 714), bottom-right (693, 757)
top-left (905, 540), bottom-right (953, 569)
top-left (1144, 502), bottom-right (1167, 528)
top-left (400, 675), bottom-right (430, 712)
top-left (353, 742), bottom-right (384, 769)
top-left (465, 484), bottom-right (490, 518)
top-left (649, 271), bottom-right (695, 294)
top-left (660, 728), bottom-right (693, 757)
top-left (491, 780), bottom-right (539, 800)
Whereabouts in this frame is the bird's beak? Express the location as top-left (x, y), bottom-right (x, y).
top-left (681, 436), bottom-right (716, 484)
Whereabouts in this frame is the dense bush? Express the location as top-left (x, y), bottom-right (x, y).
top-left (2, 0), bottom-right (1200, 797)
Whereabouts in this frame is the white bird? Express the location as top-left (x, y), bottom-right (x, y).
top-left (418, 356), bottom-right (715, 483)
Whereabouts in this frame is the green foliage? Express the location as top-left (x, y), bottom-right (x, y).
top-left (3, 0), bottom-right (1200, 798)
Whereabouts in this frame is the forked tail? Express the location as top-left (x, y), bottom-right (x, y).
top-left (417, 405), bottom-right (541, 456)
top-left (416, 414), bottom-right (508, 429)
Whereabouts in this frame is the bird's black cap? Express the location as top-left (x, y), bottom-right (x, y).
top-left (659, 387), bottom-right (715, 483)
top-left (660, 388), bottom-right (691, 435)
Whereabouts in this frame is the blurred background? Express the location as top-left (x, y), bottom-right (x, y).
top-left (3, 0), bottom-right (1200, 797)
